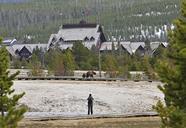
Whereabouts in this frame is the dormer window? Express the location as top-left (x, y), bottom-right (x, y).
top-left (15, 49), bottom-right (19, 54)
top-left (90, 37), bottom-right (95, 41)
top-left (50, 43), bottom-right (54, 47)
top-left (59, 37), bottom-right (64, 42)
top-left (84, 37), bottom-right (89, 41)
top-left (52, 37), bottom-right (56, 42)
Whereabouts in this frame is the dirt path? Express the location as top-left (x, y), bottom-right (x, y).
top-left (18, 116), bottom-right (160, 128)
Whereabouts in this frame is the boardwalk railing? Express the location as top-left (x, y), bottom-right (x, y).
top-left (15, 76), bottom-right (156, 82)
top-left (16, 76), bottom-right (127, 81)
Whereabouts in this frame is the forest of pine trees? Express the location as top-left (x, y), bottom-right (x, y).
top-left (0, 0), bottom-right (179, 43)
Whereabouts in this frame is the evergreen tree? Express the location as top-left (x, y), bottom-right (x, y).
top-left (154, 0), bottom-right (186, 127)
top-left (144, 38), bottom-right (151, 55)
top-left (142, 55), bottom-right (156, 80)
top-left (0, 38), bottom-right (26, 128)
top-left (11, 57), bottom-right (22, 69)
top-left (111, 42), bottom-right (115, 55)
top-left (45, 48), bottom-right (64, 76)
top-left (63, 49), bottom-right (76, 76)
top-left (29, 53), bottom-right (43, 76)
top-left (72, 42), bottom-right (95, 70)
top-left (102, 54), bottom-right (118, 78)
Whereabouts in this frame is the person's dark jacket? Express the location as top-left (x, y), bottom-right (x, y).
top-left (87, 95), bottom-right (94, 105)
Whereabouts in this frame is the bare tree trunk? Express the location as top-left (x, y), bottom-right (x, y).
top-left (1, 108), bottom-right (4, 117)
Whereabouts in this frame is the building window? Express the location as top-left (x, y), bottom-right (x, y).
top-left (52, 37), bottom-right (56, 42)
top-left (59, 37), bottom-right (64, 42)
top-left (50, 43), bottom-right (54, 47)
top-left (84, 37), bottom-right (89, 41)
top-left (90, 37), bottom-right (95, 41)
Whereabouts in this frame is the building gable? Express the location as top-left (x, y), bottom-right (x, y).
top-left (47, 21), bottom-right (107, 51)
top-left (2, 38), bottom-right (17, 46)
top-left (120, 42), bottom-right (132, 55)
top-left (135, 45), bottom-right (145, 56)
top-left (18, 46), bottom-right (32, 59)
top-left (120, 45), bottom-right (131, 55)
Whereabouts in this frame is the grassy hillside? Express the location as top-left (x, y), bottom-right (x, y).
top-left (0, 0), bottom-right (180, 43)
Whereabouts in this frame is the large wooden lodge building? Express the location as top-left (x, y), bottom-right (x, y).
top-left (1, 21), bottom-right (168, 60)
top-left (47, 21), bottom-right (107, 50)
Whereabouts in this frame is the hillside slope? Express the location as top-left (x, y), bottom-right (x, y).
top-left (0, 0), bottom-right (179, 43)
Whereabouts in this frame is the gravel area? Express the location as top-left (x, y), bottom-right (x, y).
top-left (13, 80), bottom-right (164, 118)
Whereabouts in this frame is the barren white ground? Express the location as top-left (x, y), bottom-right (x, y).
top-left (13, 80), bottom-right (164, 118)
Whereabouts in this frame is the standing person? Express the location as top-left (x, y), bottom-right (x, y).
top-left (87, 94), bottom-right (94, 115)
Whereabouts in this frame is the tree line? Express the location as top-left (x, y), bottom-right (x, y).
top-left (11, 42), bottom-right (165, 79)
top-left (0, 0), bottom-right (179, 43)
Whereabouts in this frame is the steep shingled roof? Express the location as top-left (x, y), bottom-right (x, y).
top-left (12, 43), bottom-right (47, 53)
top-left (100, 41), bottom-right (168, 56)
top-left (6, 46), bottom-right (17, 57)
top-left (130, 42), bottom-right (145, 53)
top-left (63, 24), bottom-right (97, 29)
top-left (47, 23), bottom-right (106, 50)
top-left (100, 42), bottom-right (118, 51)
top-left (120, 42), bottom-right (132, 55)
top-left (2, 38), bottom-right (17, 46)
top-left (150, 42), bottom-right (161, 51)
top-left (57, 25), bottom-right (100, 41)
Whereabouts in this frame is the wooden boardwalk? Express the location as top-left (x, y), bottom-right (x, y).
top-left (15, 76), bottom-right (155, 82)
top-left (16, 76), bottom-right (129, 81)
top-left (25, 112), bottom-right (158, 121)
